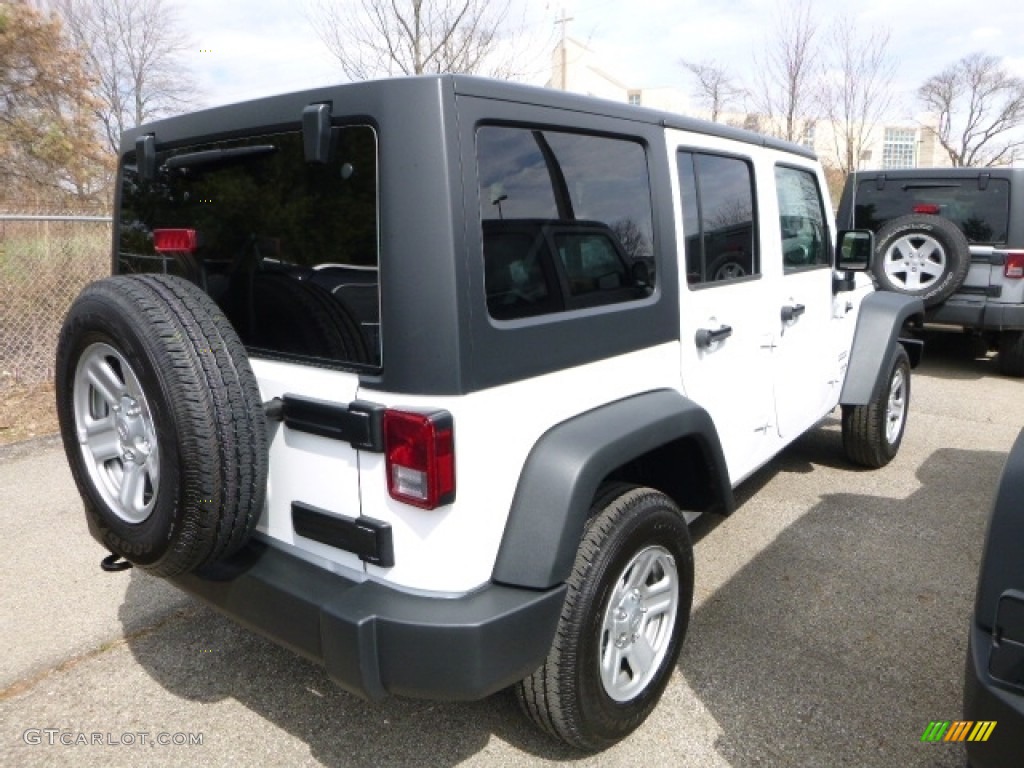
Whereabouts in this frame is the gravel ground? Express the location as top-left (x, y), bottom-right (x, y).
top-left (0, 328), bottom-right (1018, 768)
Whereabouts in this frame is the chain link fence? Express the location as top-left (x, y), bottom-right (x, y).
top-left (0, 214), bottom-right (112, 389)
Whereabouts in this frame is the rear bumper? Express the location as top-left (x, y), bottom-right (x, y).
top-left (169, 540), bottom-right (566, 701)
top-left (927, 298), bottom-right (1024, 330)
top-left (963, 621), bottom-right (1024, 768)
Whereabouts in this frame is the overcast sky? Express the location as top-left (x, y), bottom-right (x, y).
top-left (176, 0), bottom-right (1024, 120)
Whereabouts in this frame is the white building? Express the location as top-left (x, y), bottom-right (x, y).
top-left (547, 37), bottom-right (951, 170)
top-left (547, 37), bottom-right (688, 116)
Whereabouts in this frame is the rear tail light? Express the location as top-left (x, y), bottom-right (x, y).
top-left (1006, 252), bottom-right (1024, 279)
top-left (153, 228), bottom-right (198, 253)
top-left (913, 204), bottom-right (940, 215)
top-left (384, 409), bottom-right (455, 509)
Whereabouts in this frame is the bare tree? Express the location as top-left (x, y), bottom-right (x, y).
top-left (821, 16), bottom-right (897, 175)
top-left (311, 0), bottom-right (525, 80)
top-left (57, 0), bottom-right (198, 154)
top-left (681, 59), bottom-right (744, 122)
top-left (750, 0), bottom-right (820, 143)
top-left (918, 52), bottom-right (1024, 166)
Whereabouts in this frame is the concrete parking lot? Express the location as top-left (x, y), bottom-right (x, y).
top-left (1, 329), bottom-right (1019, 768)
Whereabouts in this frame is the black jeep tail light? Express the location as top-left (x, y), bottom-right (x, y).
top-left (1005, 252), bottom-right (1024, 279)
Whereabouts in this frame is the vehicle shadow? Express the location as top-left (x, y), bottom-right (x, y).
top-left (914, 328), bottom-right (998, 382)
top-left (118, 575), bottom-right (584, 766)
top-left (678, 446), bottom-right (1004, 768)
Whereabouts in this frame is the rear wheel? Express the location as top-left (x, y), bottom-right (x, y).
top-left (515, 486), bottom-right (693, 751)
top-left (998, 331), bottom-right (1024, 377)
top-left (55, 274), bottom-right (268, 576)
top-left (842, 345), bottom-right (911, 468)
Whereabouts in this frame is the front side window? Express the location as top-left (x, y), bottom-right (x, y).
top-left (118, 126), bottom-right (380, 368)
top-left (775, 165), bottom-right (830, 270)
top-left (476, 125), bottom-right (655, 320)
top-left (678, 151), bottom-right (758, 285)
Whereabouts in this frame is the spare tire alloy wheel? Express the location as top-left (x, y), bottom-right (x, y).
top-left (872, 215), bottom-right (970, 307)
top-left (73, 343), bottom-right (160, 524)
top-left (56, 274), bottom-right (269, 577)
top-left (516, 486), bottom-right (694, 751)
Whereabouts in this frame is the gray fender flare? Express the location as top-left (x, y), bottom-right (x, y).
top-left (840, 292), bottom-right (924, 406)
top-left (491, 389), bottom-right (732, 590)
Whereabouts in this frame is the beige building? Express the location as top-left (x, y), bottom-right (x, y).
top-left (548, 38), bottom-right (951, 171)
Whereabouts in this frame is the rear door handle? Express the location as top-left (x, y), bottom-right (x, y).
top-left (695, 325), bottom-right (733, 349)
top-left (781, 304), bottom-right (806, 322)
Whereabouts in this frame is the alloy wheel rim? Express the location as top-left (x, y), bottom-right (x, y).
top-left (886, 367), bottom-right (907, 444)
top-left (72, 343), bottom-right (160, 524)
top-left (883, 234), bottom-right (946, 291)
top-left (598, 545), bottom-right (679, 702)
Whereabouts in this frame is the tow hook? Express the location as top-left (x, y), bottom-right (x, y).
top-left (101, 553), bottom-right (133, 572)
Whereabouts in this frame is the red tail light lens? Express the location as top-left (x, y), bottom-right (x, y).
top-left (1006, 252), bottom-right (1024, 279)
top-left (913, 204), bottom-right (940, 215)
top-left (153, 228), bottom-right (198, 253)
top-left (384, 409), bottom-right (455, 509)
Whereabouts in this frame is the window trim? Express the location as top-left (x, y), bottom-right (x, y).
top-left (677, 146), bottom-right (762, 290)
top-left (475, 122), bottom-right (659, 325)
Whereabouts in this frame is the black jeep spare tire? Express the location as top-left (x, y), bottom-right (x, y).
top-left (55, 274), bottom-right (268, 577)
top-left (872, 214), bottom-right (970, 307)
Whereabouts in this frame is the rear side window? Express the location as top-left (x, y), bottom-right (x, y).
top-left (677, 151), bottom-right (758, 285)
top-left (118, 126), bottom-right (380, 368)
top-left (852, 178), bottom-right (1010, 244)
top-left (475, 126), bottom-right (655, 321)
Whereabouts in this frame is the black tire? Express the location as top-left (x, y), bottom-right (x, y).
top-left (998, 330), bottom-right (1024, 377)
top-left (55, 275), bottom-right (268, 576)
top-left (872, 215), bottom-right (970, 307)
top-left (842, 345), bottom-right (911, 468)
top-left (515, 486), bottom-right (694, 751)
top-left (226, 272), bottom-right (369, 364)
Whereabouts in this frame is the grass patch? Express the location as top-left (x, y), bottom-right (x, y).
top-left (0, 381), bottom-right (60, 445)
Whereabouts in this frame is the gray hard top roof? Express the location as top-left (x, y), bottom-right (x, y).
top-left (122, 73), bottom-right (815, 160)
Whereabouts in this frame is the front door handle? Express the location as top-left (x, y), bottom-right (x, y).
top-left (695, 325), bottom-right (733, 349)
top-left (781, 303), bottom-right (806, 322)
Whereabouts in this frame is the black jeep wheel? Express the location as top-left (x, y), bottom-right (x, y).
top-left (998, 330), bottom-right (1024, 377)
top-left (872, 215), bottom-right (970, 307)
top-left (515, 486), bottom-right (693, 751)
top-left (842, 345), bottom-right (911, 468)
top-left (55, 275), bottom-right (268, 576)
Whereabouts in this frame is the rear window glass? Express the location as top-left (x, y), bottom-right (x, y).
top-left (118, 126), bottom-right (380, 369)
top-left (852, 178), bottom-right (1010, 244)
top-left (476, 125), bottom-right (655, 321)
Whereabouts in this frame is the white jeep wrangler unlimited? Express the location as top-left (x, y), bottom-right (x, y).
top-left (56, 76), bottom-right (923, 750)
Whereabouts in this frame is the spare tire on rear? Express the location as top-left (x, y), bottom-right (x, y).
top-left (872, 214), bottom-right (970, 307)
top-left (55, 274), bottom-right (268, 577)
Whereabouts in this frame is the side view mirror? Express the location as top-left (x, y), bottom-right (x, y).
top-left (837, 229), bottom-right (874, 272)
top-left (631, 260), bottom-right (651, 288)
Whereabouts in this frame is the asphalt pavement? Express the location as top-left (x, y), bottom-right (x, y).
top-left (1, 329), bottom-right (1020, 768)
